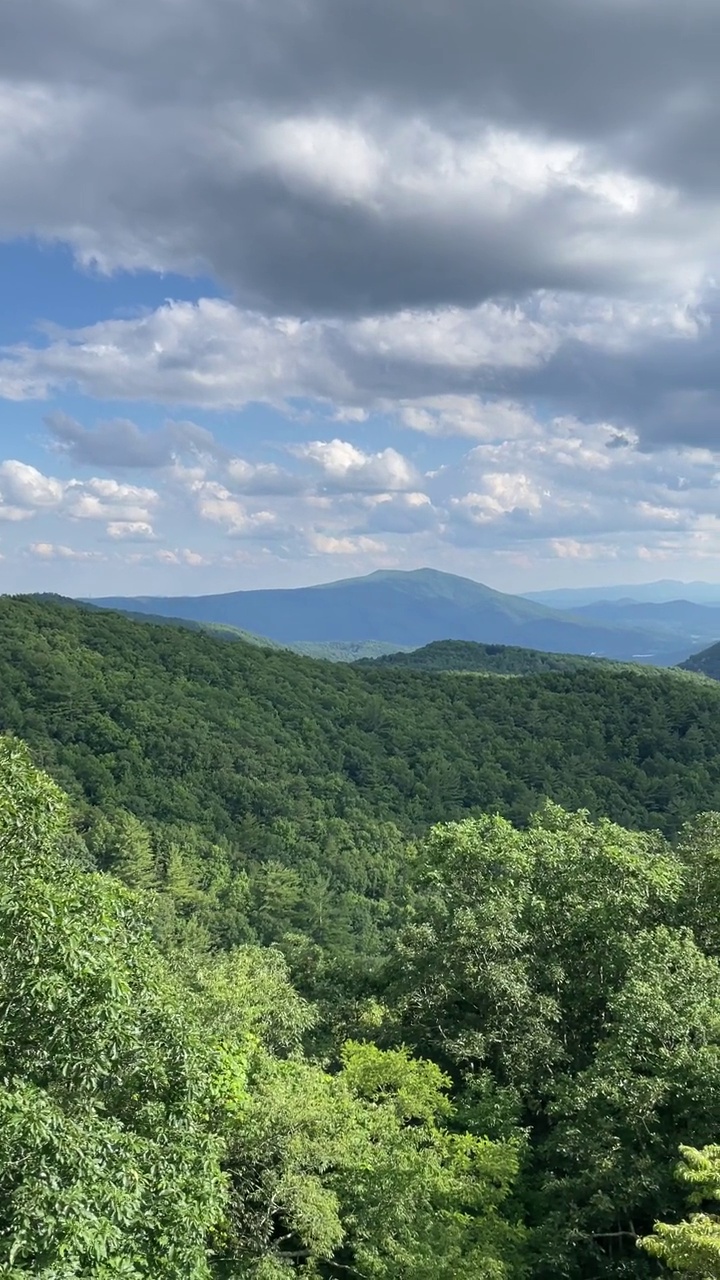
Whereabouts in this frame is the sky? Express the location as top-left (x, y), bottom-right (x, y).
top-left (2, 0), bottom-right (720, 596)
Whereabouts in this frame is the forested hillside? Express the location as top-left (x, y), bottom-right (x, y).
top-left (36, 593), bottom-right (408, 662)
top-left (2, 595), bottom-right (720, 961)
top-left (681, 639), bottom-right (720, 680)
top-left (4, 596), bottom-right (720, 1276)
top-left (359, 637), bottom-right (616, 674)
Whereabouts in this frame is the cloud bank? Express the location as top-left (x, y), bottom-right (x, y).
top-left (1, 0), bottom-right (720, 587)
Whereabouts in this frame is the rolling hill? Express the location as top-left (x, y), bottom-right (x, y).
top-left (679, 639), bottom-right (720, 680)
top-left (86, 567), bottom-right (686, 663)
top-left (356, 638), bottom-right (616, 674)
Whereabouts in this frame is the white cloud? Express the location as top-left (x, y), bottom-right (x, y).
top-left (295, 439), bottom-right (418, 492)
top-left (398, 397), bottom-right (540, 441)
top-left (28, 542), bottom-right (104, 561)
top-left (309, 533), bottom-right (387, 555)
top-left (66, 478), bottom-right (159, 523)
top-left (106, 520), bottom-right (157, 540)
top-left (549, 539), bottom-right (618, 561)
top-left (224, 457), bottom-right (305, 495)
top-left (0, 504), bottom-right (35, 522)
top-left (0, 291), bottom-right (704, 415)
top-left (451, 474), bottom-right (544, 524)
top-left (191, 479), bottom-right (277, 536)
top-left (0, 460), bottom-right (64, 508)
top-left (46, 413), bottom-right (218, 468)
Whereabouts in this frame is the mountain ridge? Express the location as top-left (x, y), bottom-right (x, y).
top-left (525, 579), bottom-right (720, 607)
top-left (85, 567), bottom-right (687, 663)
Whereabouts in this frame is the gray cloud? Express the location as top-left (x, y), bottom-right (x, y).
top-left (500, 303), bottom-right (720, 452)
top-left (1, 0), bottom-right (719, 317)
top-left (45, 413), bottom-right (220, 467)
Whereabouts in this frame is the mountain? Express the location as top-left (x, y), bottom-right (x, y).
top-left (86, 567), bottom-right (685, 662)
top-left (30, 592), bottom-right (287, 649)
top-left (525, 579), bottom-right (720, 608)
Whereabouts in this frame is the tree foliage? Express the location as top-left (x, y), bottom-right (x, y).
top-left (0, 738), bottom-right (225, 1278)
top-left (641, 1146), bottom-right (720, 1276)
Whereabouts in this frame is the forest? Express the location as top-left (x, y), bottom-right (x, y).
top-left (3, 595), bottom-right (720, 1277)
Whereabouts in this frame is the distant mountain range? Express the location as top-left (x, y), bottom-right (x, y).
top-left (565, 598), bottom-right (720, 652)
top-left (525, 579), bottom-right (720, 607)
top-left (85, 567), bottom-right (698, 664)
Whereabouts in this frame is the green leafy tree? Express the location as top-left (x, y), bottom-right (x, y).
top-left (188, 947), bottom-right (525, 1278)
top-left (0, 737), bottom-right (226, 1278)
top-left (86, 808), bottom-right (159, 891)
top-left (387, 806), bottom-right (720, 1277)
top-left (640, 1145), bottom-right (720, 1276)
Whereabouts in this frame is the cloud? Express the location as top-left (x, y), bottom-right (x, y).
top-left (65, 477), bottom-right (159, 523)
top-left (1, 1), bottom-right (720, 318)
top-left (0, 293), bottom-right (709, 462)
top-left (308, 533), bottom-right (387, 556)
top-left (0, 462), bottom-right (161, 531)
top-left (106, 521), bottom-right (157, 541)
top-left (397, 397), bottom-right (540, 441)
top-left (353, 491), bottom-right (438, 535)
top-left (28, 542), bottom-right (104, 561)
top-left (120, 547), bottom-right (212, 567)
top-left (190, 479), bottom-right (277, 537)
top-left (0, 460), bottom-right (64, 508)
top-left (549, 539), bottom-right (619, 561)
top-left (5, 0), bottom-right (720, 583)
top-left (451, 474), bottom-right (545, 525)
top-left (0, 296), bottom-right (561, 409)
top-left (224, 457), bottom-right (306, 495)
top-left (45, 413), bottom-right (219, 468)
top-left (294, 439), bottom-right (419, 492)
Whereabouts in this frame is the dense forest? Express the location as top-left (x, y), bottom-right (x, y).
top-left (3, 595), bottom-right (720, 1276)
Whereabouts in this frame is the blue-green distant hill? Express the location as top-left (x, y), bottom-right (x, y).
top-left (86, 567), bottom-right (685, 663)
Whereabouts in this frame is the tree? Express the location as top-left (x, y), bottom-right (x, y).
top-left (386, 806), bottom-right (718, 1277)
top-left (189, 947), bottom-right (526, 1278)
top-left (640, 1146), bottom-right (720, 1276)
top-left (0, 737), bottom-right (226, 1278)
top-left (86, 808), bottom-right (159, 891)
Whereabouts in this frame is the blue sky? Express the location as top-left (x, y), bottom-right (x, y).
top-left (2, 0), bottom-right (720, 596)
